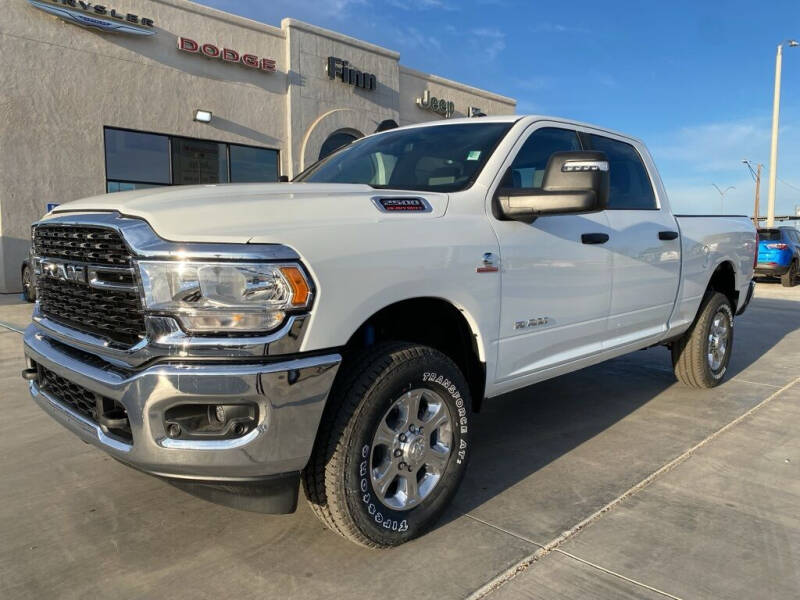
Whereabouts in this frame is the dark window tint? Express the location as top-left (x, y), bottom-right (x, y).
top-left (230, 145), bottom-right (279, 183)
top-left (758, 229), bottom-right (782, 241)
top-left (502, 127), bottom-right (581, 189)
top-left (171, 138), bottom-right (229, 185)
top-left (319, 132), bottom-right (360, 160)
top-left (105, 129), bottom-right (170, 184)
top-left (106, 181), bottom-right (163, 193)
top-left (585, 134), bottom-right (656, 209)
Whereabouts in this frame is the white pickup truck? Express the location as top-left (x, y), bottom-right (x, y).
top-left (22, 116), bottom-right (756, 547)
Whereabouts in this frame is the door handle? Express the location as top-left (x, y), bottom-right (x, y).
top-left (659, 230), bottom-right (679, 241)
top-left (581, 233), bottom-right (610, 245)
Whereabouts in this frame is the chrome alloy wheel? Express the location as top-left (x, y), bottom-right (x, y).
top-left (707, 309), bottom-right (731, 371)
top-left (369, 388), bottom-right (454, 511)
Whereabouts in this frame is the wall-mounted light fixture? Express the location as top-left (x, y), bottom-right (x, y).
top-left (194, 110), bottom-right (212, 123)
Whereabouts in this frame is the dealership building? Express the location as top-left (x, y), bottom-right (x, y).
top-left (0, 0), bottom-right (516, 293)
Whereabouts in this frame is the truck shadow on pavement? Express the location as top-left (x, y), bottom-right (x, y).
top-left (439, 295), bottom-right (799, 527)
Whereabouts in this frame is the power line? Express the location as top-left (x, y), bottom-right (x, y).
top-left (777, 177), bottom-right (800, 193)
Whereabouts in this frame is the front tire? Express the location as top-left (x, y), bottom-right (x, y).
top-left (302, 342), bottom-right (471, 548)
top-left (671, 291), bottom-right (734, 388)
top-left (21, 265), bottom-right (35, 303)
top-left (781, 261), bottom-right (797, 287)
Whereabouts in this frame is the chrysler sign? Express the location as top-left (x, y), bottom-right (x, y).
top-left (28, 0), bottom-right (155, 35)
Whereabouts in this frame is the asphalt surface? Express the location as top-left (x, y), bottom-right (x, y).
top-left (0, 283), bottom-right (798, 600)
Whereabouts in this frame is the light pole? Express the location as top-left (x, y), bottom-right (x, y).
top-left (742, 159), bottom-right (763, 226)
top-left (767, 39), bottom-right (799, 227)
top-left (712, 184), bottom-right (735, 214)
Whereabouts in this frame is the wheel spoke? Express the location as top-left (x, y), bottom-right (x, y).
top-left (403, 473), bottom-right (420, 506)
top-left (395, 390), bottom-right (422, 430)
top-left (373, 420), bottom-right (397, 448)
top-left (423, 402), bottom-right (449, 432)
top-left (425, 446), bottom-right (450, 473)
top-left (373, 466), bottom-right (396, 499)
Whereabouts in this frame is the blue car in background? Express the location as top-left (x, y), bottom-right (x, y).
top-left (756, 227), bottom-right (800, 287)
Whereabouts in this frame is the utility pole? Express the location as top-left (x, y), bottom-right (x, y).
top-left (754, 164), bottom-right (762, 226)
top-left (767, 40), bottom-right (799, 227)
top-left (742, 160), bottom-right (763, 227)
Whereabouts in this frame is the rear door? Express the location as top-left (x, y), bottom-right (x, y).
top-left (490, 125), bottom-right (613, 383)
top-left (581, 133), bottom-right (681, 346)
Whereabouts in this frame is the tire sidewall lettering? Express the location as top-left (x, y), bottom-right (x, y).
top-left (352, 366), bottom-right (469, 537)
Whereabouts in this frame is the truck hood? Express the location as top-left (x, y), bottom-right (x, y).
top-left (49, 183), bottom-right (449, 244)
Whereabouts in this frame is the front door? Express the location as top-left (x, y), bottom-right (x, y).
top-left (490, 126), bottom-right (614, 383)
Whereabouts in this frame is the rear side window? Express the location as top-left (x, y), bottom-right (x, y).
top-left (584, 134), bottom-right (657, 209)
top-left (758, 229), bottom-right (782, 241)
top-left (501, 127), bottom-right (581, 189)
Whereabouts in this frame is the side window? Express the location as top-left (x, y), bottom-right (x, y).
top-left (501, 127), bottom-right (581, 189)
top-left (585, 134), bottom-right (657, 209)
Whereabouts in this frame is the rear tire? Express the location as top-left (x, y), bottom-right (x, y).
top-left (671, 292), bottom-right (734, 388)
top-left (302, 342), bottom-right (471, 548)
top-left (781, 261), bottom-right (797, 287)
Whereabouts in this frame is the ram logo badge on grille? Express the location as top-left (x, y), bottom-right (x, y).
top-left (40, 259), bottom-right (87, 284)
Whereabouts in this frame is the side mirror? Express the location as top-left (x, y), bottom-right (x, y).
top-left (496, 151), bottom-right (609, 223)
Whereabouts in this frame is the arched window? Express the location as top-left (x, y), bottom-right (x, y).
top-left (319, 130), bottom-right (361, 160)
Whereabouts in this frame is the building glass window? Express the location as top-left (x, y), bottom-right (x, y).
top-left (104, 128), bottom-right (280, 192)
top-left (172, 138), bottom-right (229, 185)
top-left (105, 129), bottom-right (170, 185)
top-left (106, 181), bottom-right (163, 193)
top-left (230, 144), bottom-right (280, 183)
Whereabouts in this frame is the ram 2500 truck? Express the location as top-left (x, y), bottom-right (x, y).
top-left (22, 116), bottom-right (756, 547)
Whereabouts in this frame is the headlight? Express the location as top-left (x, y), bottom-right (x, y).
top-left (137, 261), bottom-right (312, 334)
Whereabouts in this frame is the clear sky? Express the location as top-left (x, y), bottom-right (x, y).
top-left (196, 0), bottom-right (800, 218)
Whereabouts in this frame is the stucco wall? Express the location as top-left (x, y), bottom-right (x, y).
top-left (0, 0), bottom-right (288, 292)
top-left (282, 19), bottom-right (400, 174)
top-left (0, 0), bottom-right (515, 293)
top-left (398, 66), bottom-right (516, 126)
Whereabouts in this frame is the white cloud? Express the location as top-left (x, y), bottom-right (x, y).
top-left (651, 117), bottom-right (775, 172)
top-left (650, 116), bottom-right (800, 216)
top-left (530, 22), bottom-right (589, 34)
top-left (470, 27), bottom-right (506, 62)
top-left (386, 0), bottom-right (458, 10)
top-left (391, 26), bottom-right (442, 52)
top-left (201, 0), bottom-right (367, 23)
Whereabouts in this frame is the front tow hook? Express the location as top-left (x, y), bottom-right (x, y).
top-left (21, 368), bottom-right (38, 381)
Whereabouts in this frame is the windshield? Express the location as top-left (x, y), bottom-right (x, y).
top-left (295, 122), bottom-right (514, 193)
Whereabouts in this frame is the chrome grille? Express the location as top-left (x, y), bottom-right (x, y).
top-left (33, 224), bottom-right (146, 346)
top-left (37, 278), bottom-right (145, 345)
top-left (34, 225), bottom-right (131, 266)
top-left (35, 362), bottom-right (133, 443)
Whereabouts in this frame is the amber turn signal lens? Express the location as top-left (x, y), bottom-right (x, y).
top-left (280, 266), bottom-right (311, 307)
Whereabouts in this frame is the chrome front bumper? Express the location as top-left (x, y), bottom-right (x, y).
top-left (23, 326), bottom-right (341, 482)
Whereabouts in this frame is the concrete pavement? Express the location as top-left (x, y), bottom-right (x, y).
top-left (0, 283), bottom-right (798, 599)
